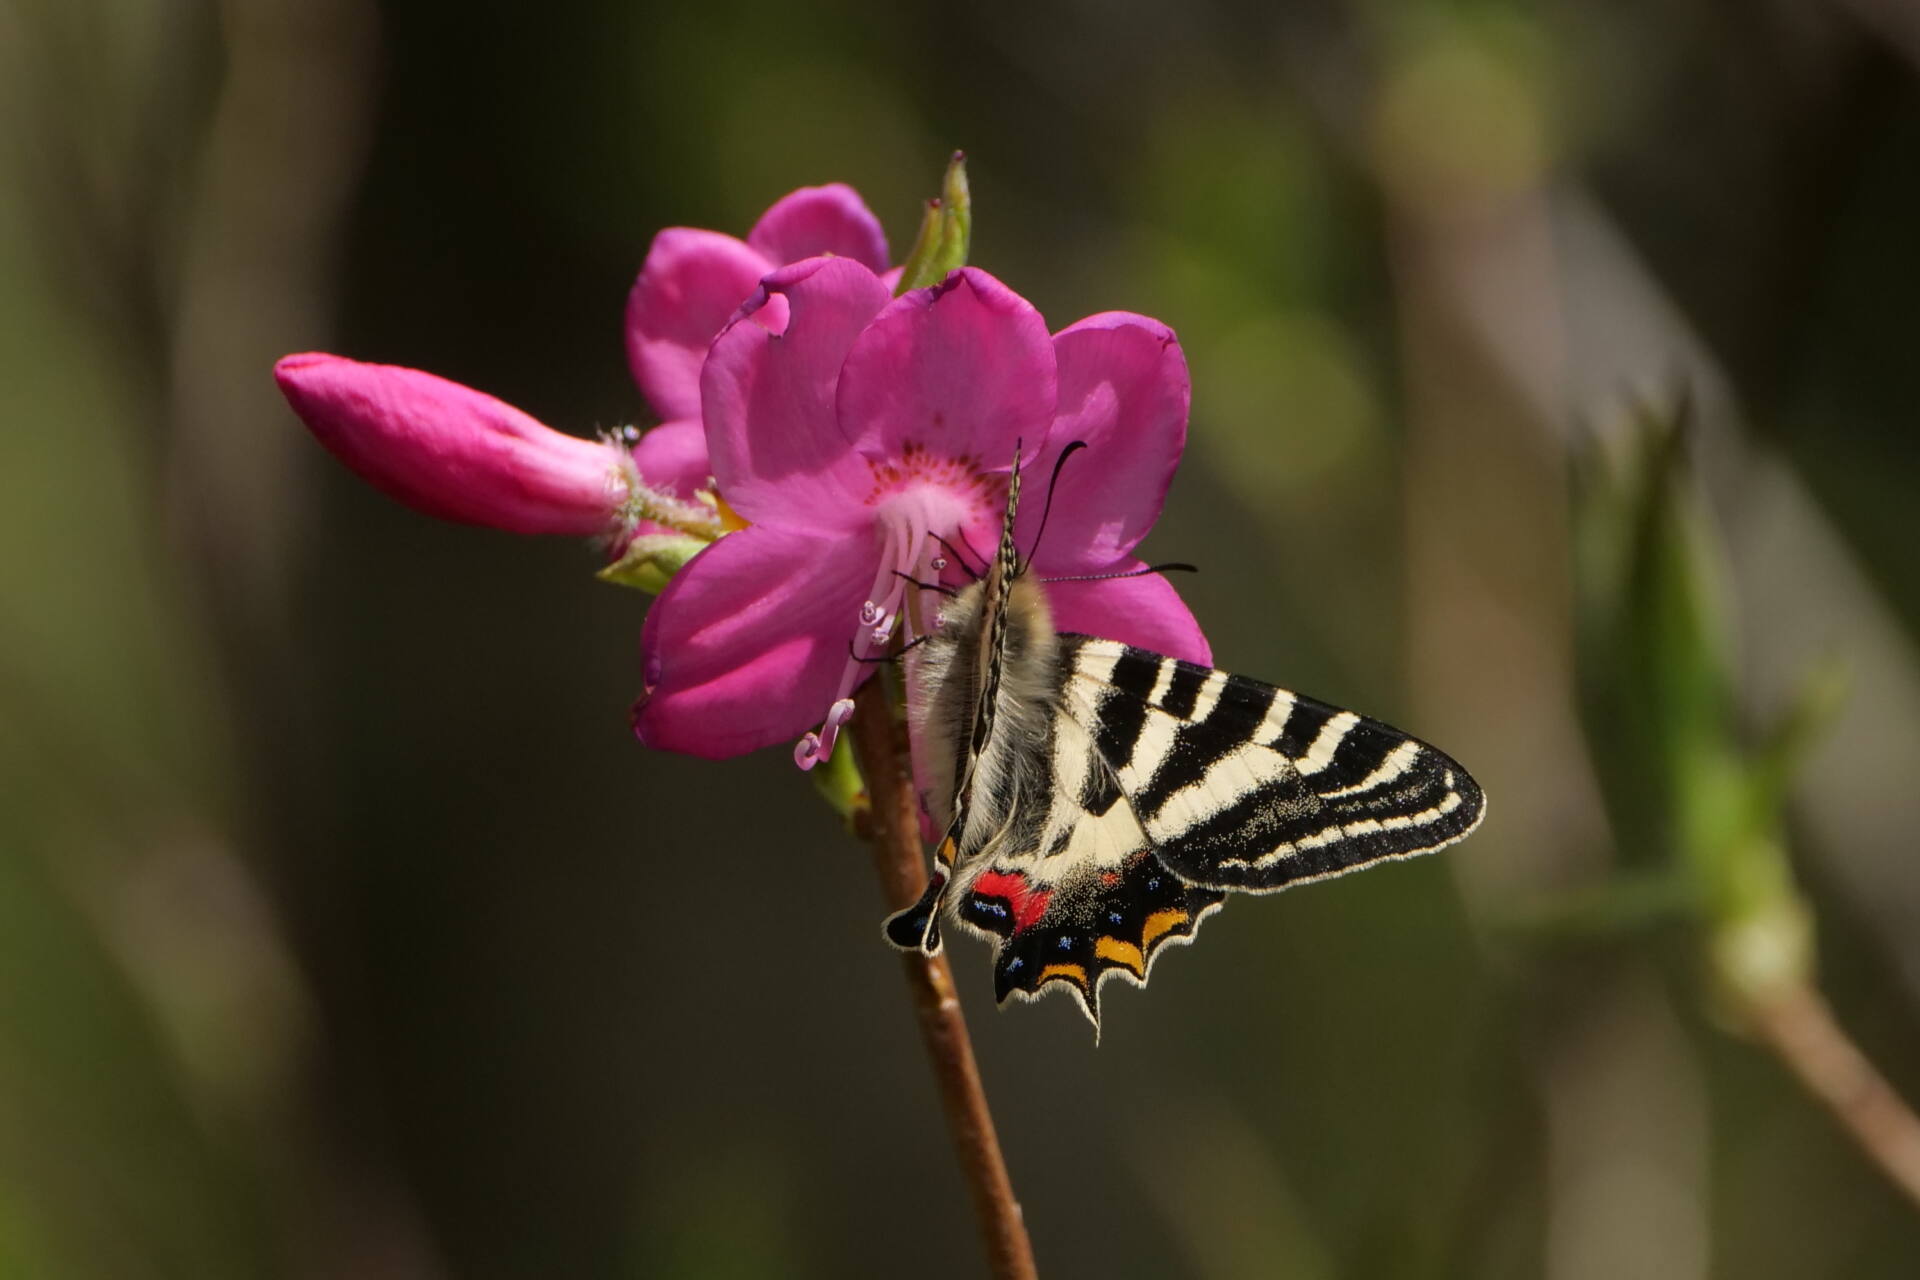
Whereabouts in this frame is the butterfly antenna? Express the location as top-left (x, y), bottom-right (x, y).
top-left (890, 569), bottom-right (957, 597)
top-left (952, 527), bottom-right (990, 574)
top-left (1039, 561), bottom-right (1198, 584)
top-left (848, 633), bottom-right (932, 664)
top-left (1020, 439), bottom-right (1088, 575)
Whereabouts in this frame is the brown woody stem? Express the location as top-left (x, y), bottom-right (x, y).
top-left (1748, 979), bottom-right (1920, 1211)
top-left (848, 682), bottom-right (1039, 1280)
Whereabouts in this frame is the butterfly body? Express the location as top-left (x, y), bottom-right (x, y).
top-left (885, 456), bottom-right (1486, 1026)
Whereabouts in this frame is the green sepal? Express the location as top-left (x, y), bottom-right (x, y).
top-left (895, 151), bottom-right (972, 295)
top-left (811, 728), bottom-right (871, 834)
top-left (597, 533), bottom-right (708, 594)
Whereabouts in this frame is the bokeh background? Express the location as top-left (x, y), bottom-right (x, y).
top-left (7, 0), bottom-right (1920, 1276)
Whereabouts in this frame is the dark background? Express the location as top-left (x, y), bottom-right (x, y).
top-left (5, 0), bottom-right (1920, 1275)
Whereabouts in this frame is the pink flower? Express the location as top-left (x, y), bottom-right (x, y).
top-left (632, 260), bottom-right (1210, 762)
top-left (623, 184), bottom-right (892, 526)
top-left (276, 184), bottom-right (891, 541)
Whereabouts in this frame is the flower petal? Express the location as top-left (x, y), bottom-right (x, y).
top-left (632, 418), bottom-right (710, 496)
top-left (275, 353), bottom-right (619, 536)
top-left (625, 229), bottom-right (772, 421)
top-left (701, 256), bottom-right (891, 530)
top-left (633, 523), bottom-right (877, 759)
top-left (747, 184), bottom-right (890, 274)
top-left (1043, 562), bottom-right (1212, 666)
top-left (837, 268), bottom-right (1056, 474)
top-left (1020, 313), bottom-right (1190, 572)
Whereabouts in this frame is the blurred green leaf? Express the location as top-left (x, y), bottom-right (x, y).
top-left (1501, 868), bottom-right (1701, 939)
top-left (1570, 396), bottom-right (1830, 1000)
top-left (1571, 397), bottom-right (1735, 873)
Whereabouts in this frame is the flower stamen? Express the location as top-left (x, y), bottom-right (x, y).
top-left (793, 487), bottom-right (981, 770)
top-left (794, 697), bottom-right (858, 770)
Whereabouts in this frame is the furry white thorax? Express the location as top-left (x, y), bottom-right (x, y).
top-left (909, 572), bottom-right (1060, 882)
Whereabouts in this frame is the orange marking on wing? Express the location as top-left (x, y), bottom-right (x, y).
top-left (1094, 937), bottom-right (1145, 976)
top-left (1038, 963), bottom-right (1089, 990)
top-left (1140, 909), bottom-right (1190, 951)
top-left (935, 836), bottom-right (956, 868)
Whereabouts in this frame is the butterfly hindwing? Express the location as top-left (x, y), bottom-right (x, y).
top-left (957, 849), bottom-right (1224, 1020)
top-left (937, 702), bottom-right (1226, 1022)
top-left (1061, 637), bottom-right (1486, 892)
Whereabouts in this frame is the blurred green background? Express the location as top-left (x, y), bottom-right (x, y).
top-left (6, 0), bottom-right (1920, 1276)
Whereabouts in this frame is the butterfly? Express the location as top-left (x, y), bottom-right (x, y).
top-left (882, 445), bottom-right (1486, 1028)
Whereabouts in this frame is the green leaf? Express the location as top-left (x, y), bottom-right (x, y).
top-left (1571, 394), bottom-right (1734, 871)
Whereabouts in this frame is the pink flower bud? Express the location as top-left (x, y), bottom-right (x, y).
top-left (275, 353), bottom-right (626, 536)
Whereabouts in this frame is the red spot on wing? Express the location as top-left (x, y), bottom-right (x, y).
top-left (971, 870), bottom-right (1053, 935)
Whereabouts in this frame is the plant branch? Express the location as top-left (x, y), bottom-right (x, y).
top-left (847, 682), bottom-right (1038, 1280)
top-left (1747, 979), bottom-right (1920, 1211)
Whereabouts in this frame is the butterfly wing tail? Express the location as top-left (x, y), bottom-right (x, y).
top-left (882, 870), bottom-right (948, 955)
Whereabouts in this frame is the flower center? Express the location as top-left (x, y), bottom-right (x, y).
top-left (863, 442), bottom-right (1007, 511)
top-left (792, 456), bottom-right (1005, 771)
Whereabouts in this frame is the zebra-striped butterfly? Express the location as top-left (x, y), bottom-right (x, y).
top-left (884, 449), bottom-right (1486, 1027)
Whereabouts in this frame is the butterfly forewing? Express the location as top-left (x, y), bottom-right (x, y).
top-left (1061, 637), bottom-right (1485, 892)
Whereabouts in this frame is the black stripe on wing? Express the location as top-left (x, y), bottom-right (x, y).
top-left (1089, 647), bottom-right (1158, 767)
top-left (1129, 677), bottom-right (1276, 818)
top-left (1061, 637), bottom-right (1486, 894)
